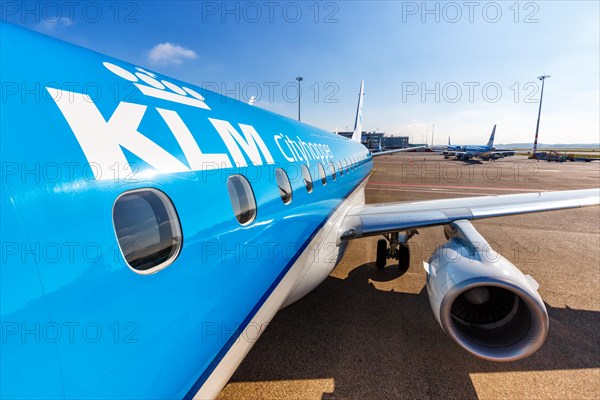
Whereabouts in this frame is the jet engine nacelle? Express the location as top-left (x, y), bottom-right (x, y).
top-left (424, 219), bottom-right (548, 361)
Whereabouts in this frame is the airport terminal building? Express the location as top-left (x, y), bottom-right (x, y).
top-left (337, 131), bottom-right (409, 150)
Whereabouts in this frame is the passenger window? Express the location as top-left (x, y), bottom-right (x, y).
top-left (275, 168), bottom-right (293, 205)
top-left (318, 163), bottom-right (327, 185)
top-left (301, 164), bottom-right (313, 193)
top-left (113, 189), bottom-right (182, 273)
top-left (338, 160), bottom-right (344, 176)
top-left (227, 175), bottom-right (257, 225)
top-left (329, 161), bottom-right (337, 181)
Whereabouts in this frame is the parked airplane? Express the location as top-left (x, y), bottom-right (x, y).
top-left (446, 136), bottom-right (462, 153)
top-left (444, 125), bottom-right (513, 160)
top-left (1, 23), bottom-right (599, 399)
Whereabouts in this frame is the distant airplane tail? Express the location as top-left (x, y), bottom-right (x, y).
top-left (448, 136), bottom-right (451, 146)
top-left (486, 124), bottom-right (496, 148)
top-left (351, 80), bottom-right (364, 142)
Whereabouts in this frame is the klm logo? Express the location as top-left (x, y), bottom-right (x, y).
top-left (46, 61), bottom-right (276, 180)
top-left (102, 62), bottom-right (210, 110)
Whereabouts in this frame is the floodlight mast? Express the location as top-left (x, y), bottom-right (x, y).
top-left (296, 76), bottom-right (303, 121)
top-left (533, 75), bottom-right (551, 154)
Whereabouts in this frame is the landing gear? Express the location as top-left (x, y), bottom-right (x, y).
top-left (397, 243), bottom-right (410, 270)
top-left (375, 230), bottom-right (417, 269)
top-left (376, 239), bottom-right (387, 268)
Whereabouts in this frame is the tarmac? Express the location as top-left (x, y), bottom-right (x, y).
top-left (218, 154), bottom-right (600, 399)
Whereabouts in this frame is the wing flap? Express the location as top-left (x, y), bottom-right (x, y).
top-left (339, 188), bottom-right (600, 241)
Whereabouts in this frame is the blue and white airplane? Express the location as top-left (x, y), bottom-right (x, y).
top-left (2, 23), bottom-right (599, 399)
top-left (446, 136), bottom-right (462, 153)
top-left (444, 125), bottom-right (513, 160)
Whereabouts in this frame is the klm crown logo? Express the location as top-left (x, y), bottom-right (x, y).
top-left (103, 62), bottom-right (210, 110)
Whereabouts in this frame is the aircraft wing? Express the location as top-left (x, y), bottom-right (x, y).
top-left (371, 146), bottom-right (427, 156)
top-left (490, 150), bottom-right (515, 157)
top-left (339, 188), bottom-right (600, 241)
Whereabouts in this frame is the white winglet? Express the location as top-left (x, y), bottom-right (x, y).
top-left (351, 80), bottom-right (364, 142)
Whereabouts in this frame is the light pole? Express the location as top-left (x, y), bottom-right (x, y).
top-left (533, 75), bottom-right (550, 154)
top-left (296, 76), bottom-right (303, 121)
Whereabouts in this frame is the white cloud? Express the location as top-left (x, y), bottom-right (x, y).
top-left (34, 17), bottom-right (74, 32)
top-left (148, 42), bottom-right (197, 66)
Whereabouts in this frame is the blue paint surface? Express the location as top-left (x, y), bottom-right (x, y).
top-left (1, 22), bottom-right (372, 398)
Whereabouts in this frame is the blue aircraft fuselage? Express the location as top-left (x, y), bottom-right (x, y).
top-left (1, 23), bottom-right (371, 398)
top-left (461, 145), bottom-right (492, 154)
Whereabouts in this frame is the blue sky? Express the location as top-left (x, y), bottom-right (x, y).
top-left (3, 1), bottom-right (599, 144)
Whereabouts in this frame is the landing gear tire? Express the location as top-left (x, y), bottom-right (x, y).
top-left (376, 239), bottom-right (387, 268)
top-left (398, 244), bottom-right (410, 270)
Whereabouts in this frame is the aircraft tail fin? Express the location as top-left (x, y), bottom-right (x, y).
top-left (351, 80), bottom-right (364, 142)
top-left (487, 124), bottom-right (496, 148)
top-left (448, 136), bottom-right (451, 146)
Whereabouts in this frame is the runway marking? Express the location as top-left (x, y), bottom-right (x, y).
top-left (367, 181), bottom-right (549, 192)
